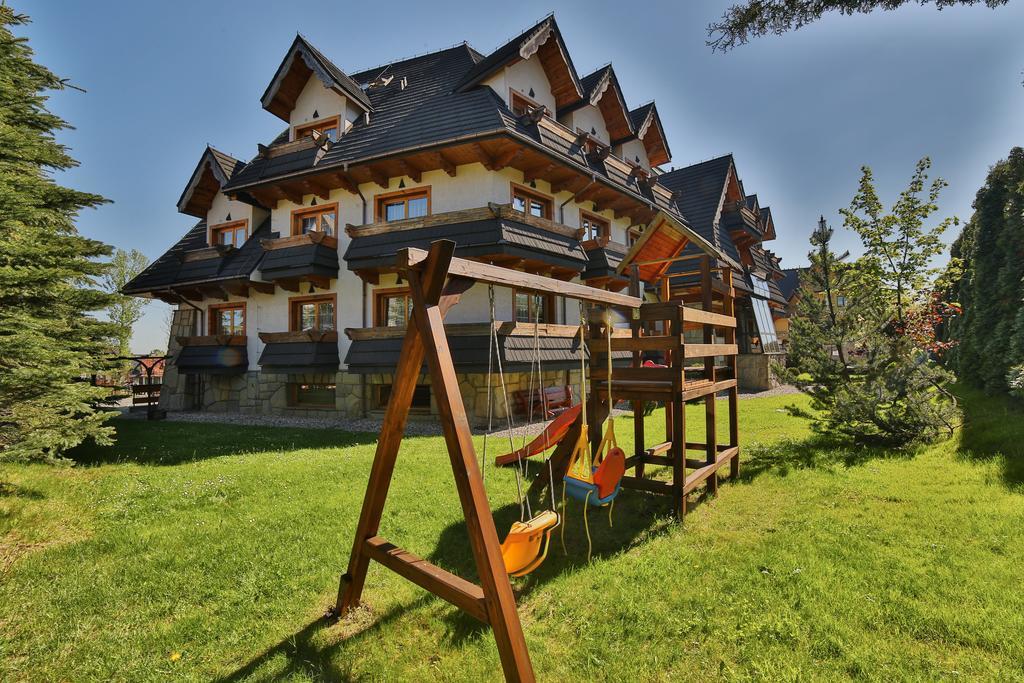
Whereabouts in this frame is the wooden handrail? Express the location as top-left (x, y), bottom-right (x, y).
top-left (175, 334), bottom-right (247, 347)
top-left (345, 203), bottom-right (585, 241)
top-left (347, 321), bottom-right (632, 341)
top-left (258, 330), bottom-right (339, 343)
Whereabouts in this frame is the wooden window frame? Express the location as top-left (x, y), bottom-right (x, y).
top-left (207, 302), bottom-right (246, 336)
top-left (510, 182), bottom-right (553, 220)
top-left (287, 382), bottom-right (337, 409)
top-left (293, 115), bottom-right (341, 142)
top-left (290, 203), bottom-right (339, 237)
top-left (580, 210), bottom-right (610, 245)
top-left (374, 187), bottom-right (432, 222)
top-left (373, 286), bottom-right (413, 327)
top-left (509, 88), bottom-right (544, 117)
top-left (288, 293), bottom-right (338, 332)
top-left (209, 219), bottom-right (249, 248)
top-left (513, 289), bottom-right (555, 324)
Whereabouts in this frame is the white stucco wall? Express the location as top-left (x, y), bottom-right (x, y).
top-left (288, 76), bottom-right (361, 140)
top-left (483, 57), bottom-right (556, 113)
top-left (560, 104), bottom-right (610, 145)
top-left (616, 138), bottom-right (651, 172)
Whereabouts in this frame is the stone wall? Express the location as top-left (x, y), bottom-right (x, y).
top-left (158, 308), bottom-right (197, 412)
top-left (736, 352), bottom-right (786, 392)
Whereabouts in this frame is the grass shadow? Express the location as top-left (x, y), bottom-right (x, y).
top-left (953, 384), bottom-right (1024, 488)
top-left (737, 432), bottom-right (912, 483)
top-left (0, 481), bottom-right (44, 499)
top-left (67, 417), bottom-right (378, 467)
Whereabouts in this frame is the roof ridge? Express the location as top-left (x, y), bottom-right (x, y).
top-left (348, 42), bottom-right (475, 81)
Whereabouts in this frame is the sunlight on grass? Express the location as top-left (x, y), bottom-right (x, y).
top-left (1, 390), bottom-right (1022, 680)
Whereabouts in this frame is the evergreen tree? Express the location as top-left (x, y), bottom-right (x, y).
top-left (783, 162), bottom-right (958, 446)
top-left (0, 6), bottom-right (118, 462)
top-left (952, 148), bottom-right (1024, 393)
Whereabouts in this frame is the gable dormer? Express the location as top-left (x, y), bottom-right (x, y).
top-left (260, 35), bottom-right (372, 142)
top-left (176, 146), bottom-right (267, 248)
top-left (559, 65), bottom-right (632, 146)
top-left (459, 16), bottom-right (583, 115)
top-left (623, 102), bottom-right (671, 168)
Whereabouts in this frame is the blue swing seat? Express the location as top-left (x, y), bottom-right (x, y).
top-left (563, 468), bottom-right (621, 507)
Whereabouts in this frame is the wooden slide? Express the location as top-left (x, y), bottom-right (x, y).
top-left (494, 404), bottom-right (582, 467)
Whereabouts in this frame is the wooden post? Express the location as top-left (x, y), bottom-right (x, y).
top-left (630, 265), bottom-right (645, 480)
top-left (721, 266), bottom-right (740, 479)
top-left (670, 304), bottom-right (686, 518)
top-left (701, 257), bottom-right (718, 495)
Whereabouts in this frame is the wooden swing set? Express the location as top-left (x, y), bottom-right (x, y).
top-left (333, 240), bottom-right (739, 682)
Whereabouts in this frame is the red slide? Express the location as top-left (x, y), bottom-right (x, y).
top-left (494, 404), bottom-right (582, 467)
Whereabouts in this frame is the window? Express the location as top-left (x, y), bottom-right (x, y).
top-left (289, 294), bottom-right (336, 332)
top-left (749, 276), bottom-right (781, 353)
top-left (511, 183), bottom-right (552, 220)
top-left (291, 204), bottom-right (337, 237)
top-left (580, 211), bottom-right (610, 242)
top-left (509, 89), bottom-right (541, 117)
top-left (626, 227), bottom-right (641, 247)
top-left (514, 290), bottom-right (553, 323)
top-left (208, 303), bottom-right (245, 335)
top-left (210, 220), bottom-right (248, 248)
top-left (289, 382), bottom-right (336, 408)
top-left (376, 188), bottom-right (430, 222)
top-left (294, 115), bottom-right (341, 142)
top-left (836, 295), bottom-right (848, 307)
top-left (374, 287), bottom-right (413, 327)
top-left (377, 384), bottom-right (431, 412)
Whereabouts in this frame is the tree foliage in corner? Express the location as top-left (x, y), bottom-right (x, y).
top-left (0, 6), bottom-right (118, 462)
top-left (708, 0), bottom-right (1009, 51)
top-left (102, 248), bottom-right (150, 362)
top-left (782, 159), bottom-right (959, 446)
top-left (947, 147), bottom-right (1024, 395)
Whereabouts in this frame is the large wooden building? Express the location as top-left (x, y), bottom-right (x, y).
top-left (125, 15), bottom-right (788, 417)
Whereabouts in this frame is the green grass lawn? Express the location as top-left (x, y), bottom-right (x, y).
top-left (2, 388), bottom-right (1023, 681)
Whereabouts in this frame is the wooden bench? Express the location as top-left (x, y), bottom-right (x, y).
top-left (512, 385), bottom-right (573, 419)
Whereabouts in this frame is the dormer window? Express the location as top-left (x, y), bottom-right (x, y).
top-left (210, 219), bottom-right (248, 248)
top-left (294, 115), bottom-right (341, 142)
top-left (291, 204), bottom-right (337, 236)
top-left (509, 89), bottom-right (544, 117)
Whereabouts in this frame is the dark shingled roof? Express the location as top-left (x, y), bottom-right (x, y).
top-left (258, 341), bottom-right (340, 374)
top-left (629, 102), bottom-right (655, 133)
top-left (344, 218), bottom-right (589, 273)
top-left (778, 268), bottom-right (804, 302)
top-left (174, 345), bottom-right (248, 375)
top-left (122, 217), bottom-right (272, 294)
top-left (657, 154), bottom-right (738, 265)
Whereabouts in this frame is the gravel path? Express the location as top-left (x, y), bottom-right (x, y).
top-left (152, 385), bottom-right (801, 438)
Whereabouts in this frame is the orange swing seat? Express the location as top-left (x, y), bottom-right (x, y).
top-left (500, 510), bottom-right (560, 577)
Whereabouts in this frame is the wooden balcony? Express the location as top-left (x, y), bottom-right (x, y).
top-left (259, 231), bottom-right (339, 290)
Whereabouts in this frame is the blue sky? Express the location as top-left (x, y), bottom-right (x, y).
top-left (16, 0), bottom-right (1024, 352)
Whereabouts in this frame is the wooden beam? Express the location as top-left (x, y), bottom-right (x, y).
top-left (396, 159), bottom-right (423, 184)
top-left (523, 163), bottom-right (556, 184)
top-left (399, 246), bottom-right (641, 309)
top-left (492, 146), bottom-right (524, 171)
top-left (433, 151), bottom-right (457, 177)
top-left (276, 184), bottom-right (303, 205)
top-left (323, 171), bottom-right (358, 195)
top-left (473, 143), bottom-right (497, 171)
top-left (303, 177), bottom-right (332, 200)
top-left (367, 165), bottom-right (389, 189)
top-left (249, 281), bottom-right (275, 295)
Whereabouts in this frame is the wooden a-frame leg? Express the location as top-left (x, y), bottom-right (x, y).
top-left (406, 244), bottom-right (535, 682)
top-left (335, 246), bottom-right (462, 616)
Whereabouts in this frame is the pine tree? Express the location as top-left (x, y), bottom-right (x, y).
top-left (0, 6), bottom-right (118, 462)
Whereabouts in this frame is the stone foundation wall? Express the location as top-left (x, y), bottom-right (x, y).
top-left (736, 352), bottom-right (786, 392)
top-left (158, 308), bottom-right (197, 412)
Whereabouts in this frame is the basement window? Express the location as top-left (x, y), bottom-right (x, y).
top-left (376, 384), bottom-right (431, 412)
top-left (289, 383), bottom-right (336, 408)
